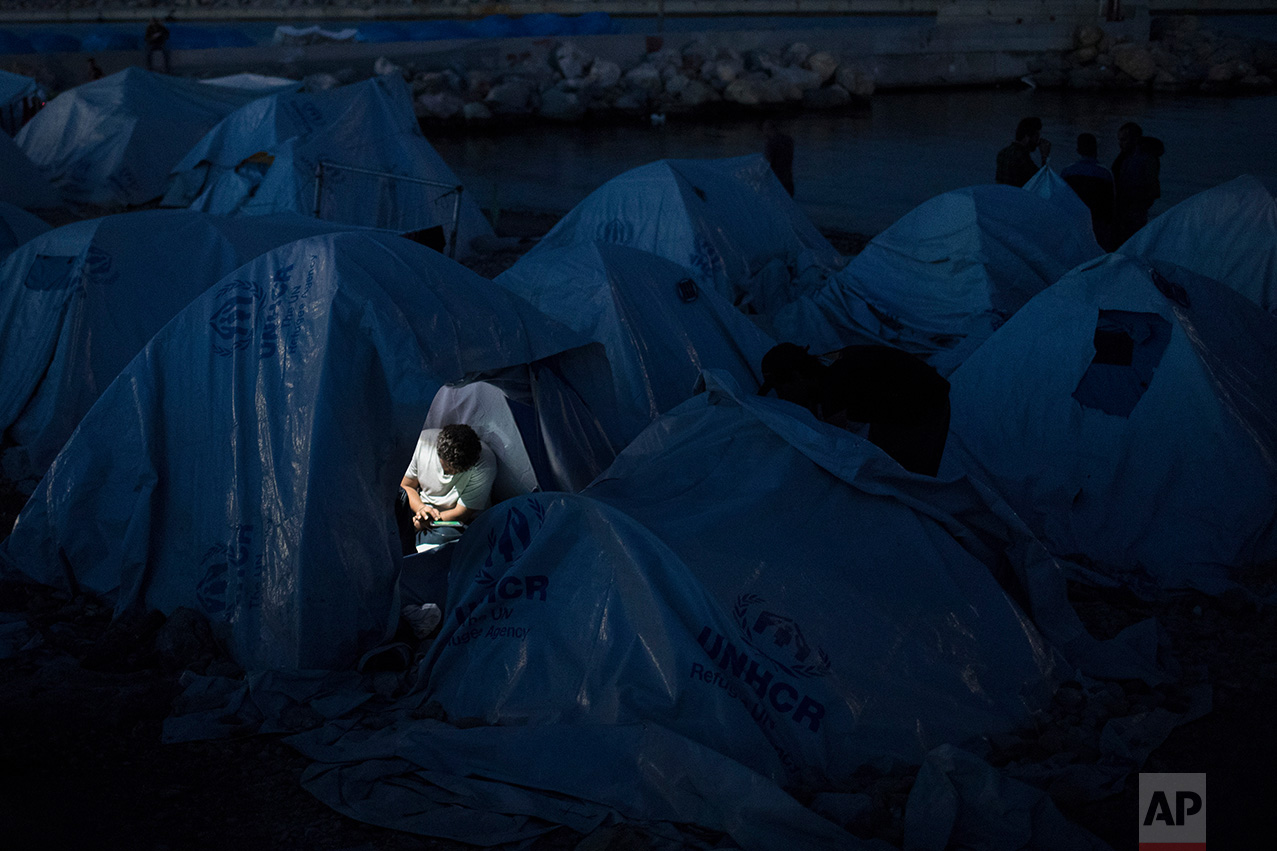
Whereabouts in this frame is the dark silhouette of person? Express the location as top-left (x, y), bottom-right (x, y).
top-left (763, 119), bottom-right (795, 197)
top-left (1061, 132), bottom-right (1117, 251)
top-left (87, 57), bottom-right (105, 81)
top-left (758, 342), bottom-right (951, 476)
top-left (145, 17), bottom-right (171, 74)
top-left (1112, 122), bottom-right (1162, 245)
top-left (996, 116), bottom-right (1052, 188)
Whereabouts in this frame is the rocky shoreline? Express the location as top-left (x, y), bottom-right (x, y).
top-left (335, 16), bottom-right (1276, 132)
top-left (1025, 15), bottom-right (1277, 93)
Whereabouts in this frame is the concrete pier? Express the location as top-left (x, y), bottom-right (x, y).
top-left (1, 2), bottom-right (1170, 91)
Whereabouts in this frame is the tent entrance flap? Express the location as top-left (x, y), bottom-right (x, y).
top-left (1072, 310), bottom-right (1172, 418)
top-left (314, 160), bottom-right (464, 258)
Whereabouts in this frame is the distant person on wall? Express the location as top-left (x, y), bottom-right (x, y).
top-left (144, 17), bottom-right (171, 74)
top-left (1060, 132), bottom-right (1117, 251)
top-left (763, 119), bottom-right (795, 197)
top-left (995, 116), bottom-right (1052, 188)
top-left (1112, 122), bottom-right (1163, 245)
top-left (758, 342), bottom-right (951, 477)
top-left (87, 57), bottom-right (105, 81)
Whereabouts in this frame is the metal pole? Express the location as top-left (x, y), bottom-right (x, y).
top-left (313, 162), bottom-right (324, 218)
top-left (449, 187), bottom-right (463, 259)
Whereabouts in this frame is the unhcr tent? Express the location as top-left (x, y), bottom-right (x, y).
top-left (0, 209), bottom-right (365, 483)
top-left (774, 184), bottom-right (1102, 375)
top-left (944, 254), bottom-right (1277, 590)
top-left (0, 68), bottom-right (41, 135)
top-left (0, 131), bottom-right (59, 210)
top-left (0, 201), bottom-right (50, 262)
top-left (1121, 175), bottom-right (1277, 313)
top-left (495, 241), bottom-right (775, 445)
top-left (164, 75), bottom-right (492, 258)
top-left (527, 155), bottom-right (842, 315)
top-left (285, 371), bottom-right (1074, 849)
top-left (14, 68), bottom-right (294, 207)
top-left (1, 231), bottom-right (620, 670)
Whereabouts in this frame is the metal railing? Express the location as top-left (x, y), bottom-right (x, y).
top-left (314, 160), bottom-right (465, 258)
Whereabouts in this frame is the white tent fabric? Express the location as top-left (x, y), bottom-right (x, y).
top-left (527, 155), bottom-right (843, 315)
top-left (0, 210), bottom-right (367, 483)
top-left (279, 371), bottom-right (1073, 848)
top-left (423, 381), bottom-right (539, 504)
top-left (496, 241), bottom-right (775, 446)
top-left (774, 184), bottom-right (1103, 375)
top-left (944, 254), bottom-right (1277, 590)
top-left (14, 68), bottom-right (294, 207)
top-left (0, 231), bottom-right (621, 670)
top-left (0, 131), bottom-right (60, 210)
top-left (165, 75), bottom-right (492, 258)
top-left (199, 73), bottom-right (301, 91)
top-left (1121, 175), bottom-right (1277, 313)
top-left (0, 201), bottom-right (50, 262)
top-left (0, 68), bottom-right (41, 136)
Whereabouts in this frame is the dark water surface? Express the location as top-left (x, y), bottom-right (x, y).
top-left (431, 88), bottom-right (1277, 236)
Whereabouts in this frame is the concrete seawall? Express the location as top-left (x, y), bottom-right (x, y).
top-left (4, 4), bottom-right (1158, 91)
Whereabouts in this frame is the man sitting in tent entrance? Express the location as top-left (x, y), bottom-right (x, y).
top-left (758, 342), bottom-right (951, 476)
top-left (397, 423), bottom-right (497, 554)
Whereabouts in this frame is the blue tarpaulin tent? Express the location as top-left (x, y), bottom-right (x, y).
top-left (15, 68), bottom-right (296, 207)
top-left (165, 75), bottom-right (492, 258)
top-left (1, 231), bottom-right (620, 669)
top-left (945, 253), bottom-right (1277, 590)
top-left (0, 210), bottom-right (365, 482)
top-left (528, 155), bottom-right (843, 316)
top-left (774, 181), bottom-right (1102, 375)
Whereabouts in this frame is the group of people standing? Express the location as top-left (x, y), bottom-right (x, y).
top-left (997, 115), bottom-right (1163, 250)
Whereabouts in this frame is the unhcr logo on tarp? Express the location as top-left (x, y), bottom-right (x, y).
top-left (693, 593), bottom-right (830, 736)
top-left (209, 279), bottom-right (261, 357)
top-left (451, 500), bottom-right (551, 632)
top-left (732, 593), bottom-right (831, 679)
top-left (194, 524), bottom-right (263, 619)
top-left (208, 262), bottom-right (313, 360)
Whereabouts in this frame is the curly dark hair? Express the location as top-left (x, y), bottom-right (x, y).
top-left (437, 424), bottom-right (482, 473)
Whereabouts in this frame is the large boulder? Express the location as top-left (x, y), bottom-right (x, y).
top-left (623, 63), bottom-right (663, 93)
top-left (802, 84), bottom-right (852, 109)
top-left (804, 51), bottom-right (840, 84)
top-left (553, 42), bottom-right (592, 81)
top-left (1075, 24), bottom-right (1104, 49)
top-left (722, 77), bottom-right (763, 105)
top-left (674, 79), bottom-right (718, 107)
top-left (538, 87), bottom-right (585, 122)
top-left (414, 91), bottom-right (465, 120)
top-left (1112, 44), bottom-right (1158, 82)
top-left (485, 77), bottom-right (537, 114)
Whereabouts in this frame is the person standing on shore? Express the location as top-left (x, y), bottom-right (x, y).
top-left (1112, 122), bottom-right (1162, 245)
top-left (763, 119), bottom-right (795, 197)
top-left (145, 17), bottom-right (171, 74)
top-left (1061, 132), bottom-right (1117, 250)
top-left (995, 116), bottom-right (1052, 188)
